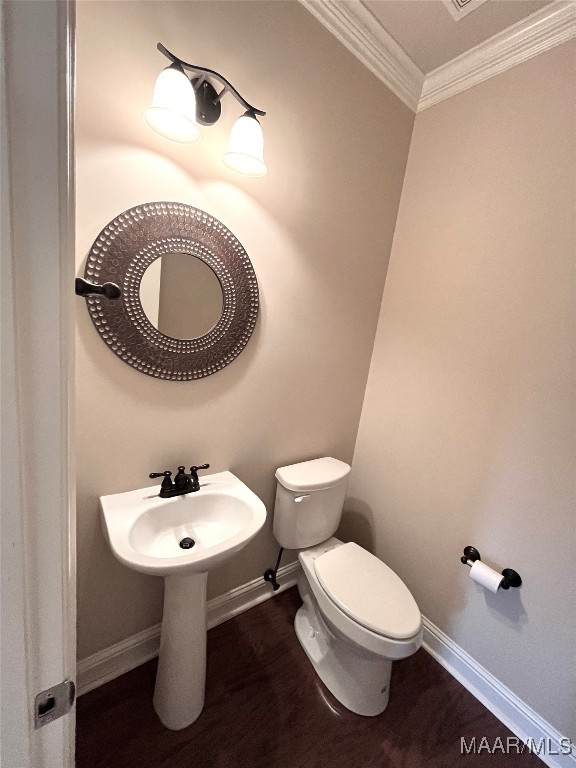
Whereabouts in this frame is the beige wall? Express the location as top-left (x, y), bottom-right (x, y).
top-left (75, 1), bottom-right (414, 660)
top-left (345, 41), bottom-right (575, 738)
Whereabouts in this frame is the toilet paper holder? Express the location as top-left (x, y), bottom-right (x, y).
top-left (460, 546), bottom-right (522, 590)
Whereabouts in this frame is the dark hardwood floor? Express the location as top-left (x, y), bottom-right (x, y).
top-left (77, 587), bottom-right (543, 767)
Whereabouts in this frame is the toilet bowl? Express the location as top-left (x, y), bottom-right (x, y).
top-left (295, 537), bottom-right (421, 715)
top-left (272, 458), bottom-right (422, 716)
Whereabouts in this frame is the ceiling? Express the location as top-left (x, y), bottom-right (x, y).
top-left (363, 0), bottom-right (553, 73)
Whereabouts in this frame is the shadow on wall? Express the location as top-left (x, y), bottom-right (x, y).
top-left (473, 567), bottom-right (528, 628)
top-left (338, 499), bottom-right (376, 554)
top-left (340, 496), bottom-right (529, 632)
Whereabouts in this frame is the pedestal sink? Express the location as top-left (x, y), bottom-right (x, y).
top-left (100, 470), bottom-right (266, 730)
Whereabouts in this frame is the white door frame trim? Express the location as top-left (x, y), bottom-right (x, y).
top-left (1, 2), bottom-right (76, 766)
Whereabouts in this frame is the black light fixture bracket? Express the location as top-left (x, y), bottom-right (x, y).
top-left (157, 43), bottom-right (265, 126)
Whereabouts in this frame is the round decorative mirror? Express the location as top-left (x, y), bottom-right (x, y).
top-left (82, 202), bottom-right (259, 380)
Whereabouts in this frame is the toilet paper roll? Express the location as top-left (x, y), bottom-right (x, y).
top-left (469, 560), bottom-right (502, 593)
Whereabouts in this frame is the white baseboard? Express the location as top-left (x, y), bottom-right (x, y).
top-left (77, 622), bottom-right (161, 697)
top-left (76, 560), bottom-right (300, 697)
top-left (422, 617), bottom-right (575, 768)
top-left (77, 564), bottom-right (574, 768)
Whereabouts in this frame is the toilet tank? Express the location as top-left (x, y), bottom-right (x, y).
top-left (273, 457), bottom-right (351, 549)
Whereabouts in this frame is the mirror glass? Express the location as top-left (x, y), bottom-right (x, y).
top-left (140, 253), bottom-right (224, 340)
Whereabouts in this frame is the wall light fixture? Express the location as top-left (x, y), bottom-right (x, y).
top-left (144, 43), bottom-right (267, 177)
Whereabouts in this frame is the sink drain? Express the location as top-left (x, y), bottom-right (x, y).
top-left (179, 537), bottom-right (195, 549)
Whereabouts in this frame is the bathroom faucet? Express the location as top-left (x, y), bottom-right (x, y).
top-left (149, 464), bottom-right (210, 498)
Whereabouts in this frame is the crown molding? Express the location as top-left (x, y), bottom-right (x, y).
top-left (419, 1), bottom-right (576, 111)
top-left (299, 0), bottom-right (424, 112)
top-left (299, 1), bottom-right (575, 115)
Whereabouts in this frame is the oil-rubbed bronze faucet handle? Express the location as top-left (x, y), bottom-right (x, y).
top-left (149, 470), bottom-right (173, 492)
top-left (188, 464), bottom-right (210, 492)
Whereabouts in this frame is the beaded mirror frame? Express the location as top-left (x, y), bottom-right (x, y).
top-left (83, 202), bottom-right (259, 380)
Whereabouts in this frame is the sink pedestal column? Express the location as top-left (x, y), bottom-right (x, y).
top-left (153, 571), bottom-right (208, 730)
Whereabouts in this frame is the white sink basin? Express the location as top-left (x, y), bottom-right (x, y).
top-left (99, 470), bottom-right (267, 731)
top-left (100, 470), bottom-right (266, 576)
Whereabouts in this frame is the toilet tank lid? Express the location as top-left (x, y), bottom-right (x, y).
top-left (275, 457), bottom-right (351, 492)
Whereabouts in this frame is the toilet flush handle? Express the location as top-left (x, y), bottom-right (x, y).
top-left (294, 495), bottom-right (310, 503)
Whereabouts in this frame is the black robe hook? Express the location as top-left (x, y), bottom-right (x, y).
top-left (75, 277), bottom-right (121, 300)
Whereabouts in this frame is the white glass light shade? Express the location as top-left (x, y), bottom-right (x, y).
top-left (223, 113), bottom-right (267, 177)
top-left (144, 66), bottom-right (200, 144)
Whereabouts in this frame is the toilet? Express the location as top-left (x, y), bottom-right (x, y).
top-left (273, 457), bottom-right (422, 716)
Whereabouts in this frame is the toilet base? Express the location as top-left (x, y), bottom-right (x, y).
top-left (295, 578), bottom-right (392, 716)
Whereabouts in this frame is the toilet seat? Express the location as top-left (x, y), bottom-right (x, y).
top-left (299, 539), bottom-right (422, 660)
top-left (314, 542), bottom-right (421, 640)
